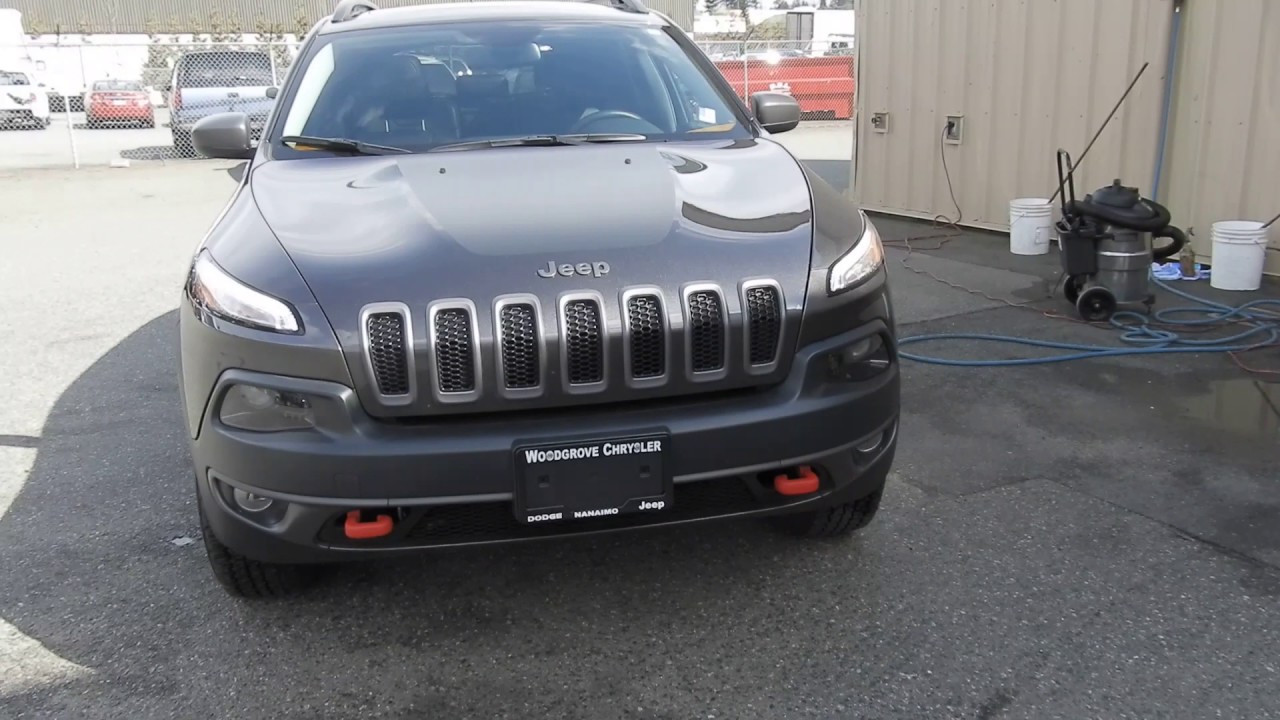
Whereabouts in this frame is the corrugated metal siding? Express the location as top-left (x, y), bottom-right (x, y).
top-left (1161, 0), bottom-right (1280, 275)
top-left (853, 0), bottom-right (1174, 231)
top-left (2, 0), bottom-right (693, 33)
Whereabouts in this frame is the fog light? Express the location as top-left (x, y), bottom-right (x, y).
top-left (856, 431), bottom-right (884, 453)
top-left (220, 384), bottom-right (315, 432)
top-left (233, 488), bottom-right (273, 513)
top-left (826, 334), bottom-right (891, 381)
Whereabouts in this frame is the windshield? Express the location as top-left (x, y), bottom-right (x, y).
top-left (177, 52), bottom-right (274, 88)
top-left (93, 80), bottom-right (145, 91)
top-left (0, 72), bottom-right (31, 86)
top-left (275, 20), bottom-right (750, 155)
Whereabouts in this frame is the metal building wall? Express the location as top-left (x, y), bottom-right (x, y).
top-left (852, 0), bottom-right (1175, 231)
top-left (2, 0), bottom-right (694, 33)
top-left (1160, 0), bottom-right (1280, 275)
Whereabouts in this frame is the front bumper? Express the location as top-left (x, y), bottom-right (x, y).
top-left (193, 321), bottom-right (900, 564)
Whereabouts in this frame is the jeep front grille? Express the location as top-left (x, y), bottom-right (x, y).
top-left (357, 280), bottom-right (786, 410)
top-left (745, 283), bottom-right (783, 367)
top-left (432, 307), bottom-right (476, 393)
top-left (687, 287), bottom-right (727, 375)
top-left (563, 297), bottom-right (605, 386)
top-left (364, 308), bottom-right (411, 398)
top-left (625, 293), bottom-right (665, 380)
top-left (498, 303), bottom-right (540, 389)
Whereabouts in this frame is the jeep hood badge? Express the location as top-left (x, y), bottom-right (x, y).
top-left (538, 260), bottom-right (611, 279)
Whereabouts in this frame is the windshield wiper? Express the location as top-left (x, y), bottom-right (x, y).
top-left (429, 134), bottom-right (648, 152)
top-left (281, 135), bottom-right (412, 156)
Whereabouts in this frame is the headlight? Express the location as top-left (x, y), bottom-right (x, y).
top-left (219, 384), bottom-right (315, 431)
top-left (188, 250), bottom-right (301, 333)
top-left (828, 211), bottom-right (885, 295)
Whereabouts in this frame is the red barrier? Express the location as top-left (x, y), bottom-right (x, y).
top-left (712, 56), bottom-right (856, 120)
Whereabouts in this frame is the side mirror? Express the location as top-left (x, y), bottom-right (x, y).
top-left (265, 86), bottom-right (278, 99)
top-left (192, 112), bottom-right (254, 160)
top-left (750, 91), bottom-right (801, 134)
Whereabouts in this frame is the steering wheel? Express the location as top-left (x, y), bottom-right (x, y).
top-left (569, 109), bottom-right (647, 133)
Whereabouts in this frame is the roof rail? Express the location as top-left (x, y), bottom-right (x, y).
top-left (331, 0), bottom-right (378, 23)
top-left (577, 0), bottom-right (649, 14)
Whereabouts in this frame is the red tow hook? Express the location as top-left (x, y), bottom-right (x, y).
top-left (773, 465), bottom-right (820, 496)
top-left (344, 510), bottom-right (394, 540)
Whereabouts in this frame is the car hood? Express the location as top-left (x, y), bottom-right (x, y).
top-left (250, 137), bottom-right (815, 396)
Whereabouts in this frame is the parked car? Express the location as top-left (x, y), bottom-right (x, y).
top-left (0, 69), bottom-right (50, 130)
top-left (85, 79), bottom-right (155, 128)
top-left (182, 0), bottom-right (898, 599)
top-left (168, 49), bottom-right (278, 155)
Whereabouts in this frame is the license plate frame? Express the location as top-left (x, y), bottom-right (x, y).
top-left (513, 433), bottom-right (672, 525)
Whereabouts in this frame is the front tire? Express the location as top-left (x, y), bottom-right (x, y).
top-left (199, 502), bottom-right (313, 599)
top-left (770, 488), bottom-right (884, 539)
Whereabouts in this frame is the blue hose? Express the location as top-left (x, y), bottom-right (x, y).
top-left (898, 274), bottom-right (1280, 367)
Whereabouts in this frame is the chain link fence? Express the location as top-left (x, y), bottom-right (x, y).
top-left (1, 38), bottom-right (299, 169)
top-left (694, 39), bottom-right (856, 122)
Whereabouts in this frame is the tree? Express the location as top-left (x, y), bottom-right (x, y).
top-left (705, 0), bottom-right (757, 32)
top-left (23, 13), bottom-right (49, 38)
top-left (142, 16), bottom-right (172, 88)
top-left (207, 8), bottom-right (245, 46)
top-left (773, 0), bottom-right (792, 8)
top-left (255, 14), bottom-right (293, 76)
top-left (294, 1), bottom-right (315, 40)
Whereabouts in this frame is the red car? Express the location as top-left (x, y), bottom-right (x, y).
top-left (86, 80), bottom-right (155, 128)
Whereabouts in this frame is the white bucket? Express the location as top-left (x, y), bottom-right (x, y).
top-left (1009, 198), bottom-right (1054, 255)
top-left (1209, 220), bottom-right (1269, 291)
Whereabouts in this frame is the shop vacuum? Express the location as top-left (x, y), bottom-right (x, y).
top-left (1054, 149), bottom-right (1189, 321)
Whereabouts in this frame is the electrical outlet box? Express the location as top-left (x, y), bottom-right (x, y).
top-left (871, 111), bottom-right (890, 134)
top-left (944, 115), bottom-right (964, 144)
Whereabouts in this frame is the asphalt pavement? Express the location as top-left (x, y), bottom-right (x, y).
top-left (0, 160), bottom-right (1278, 719)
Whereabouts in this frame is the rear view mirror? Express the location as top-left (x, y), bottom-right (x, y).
top-left (750, 91), bottom-right (801, 134)
top-left (192, 112), bottom-right (255, 160)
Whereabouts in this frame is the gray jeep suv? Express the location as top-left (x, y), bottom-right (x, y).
top-left (183, 0), bottom-right (899, 598)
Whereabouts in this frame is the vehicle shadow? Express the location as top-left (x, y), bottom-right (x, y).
top-left (0, 310), bottom-right (886, 716)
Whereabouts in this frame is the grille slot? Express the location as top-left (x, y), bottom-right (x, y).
top-left (499, 303), bottom-right (540, 389)
top-left (687, 288), bottom-right (726, 374)
top-left (432, 307), bottom-right (476, 393)
top-left (745, 284), bottom-right (783, 366)
top-left (365, 310), bottom-right (411, 397)
top-left (626, 294), bottom-right (665, 380)
top-left (563, 298), bottom-right (604, 385)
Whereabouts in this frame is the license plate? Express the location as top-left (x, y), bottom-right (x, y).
top-left (514, 433), bottom-right (671, 525)
top-left (111, 99), bottom-right (126, 105)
